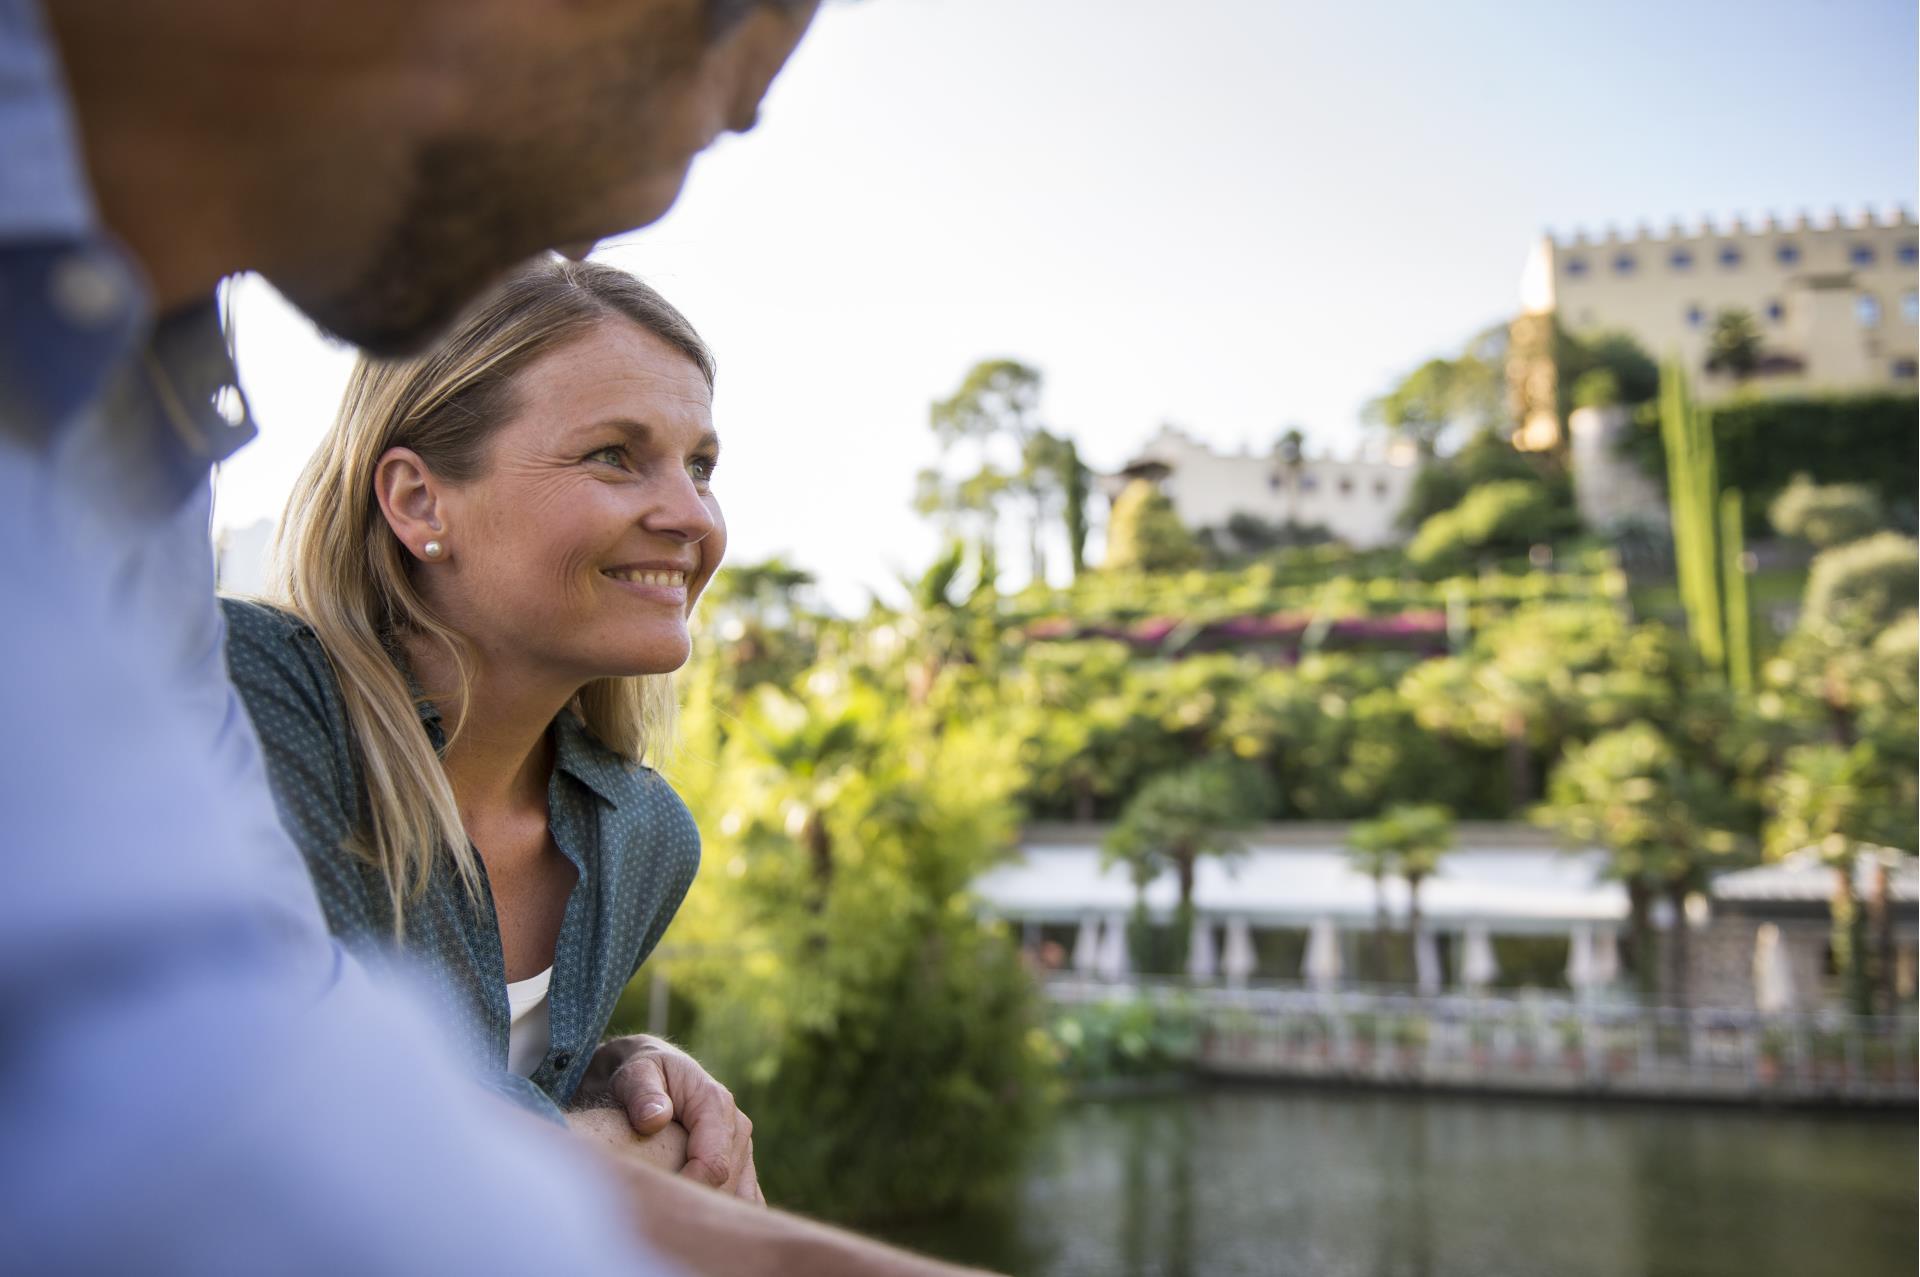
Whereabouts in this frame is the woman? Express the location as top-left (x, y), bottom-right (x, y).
top-left (224, 257), bottom-right (751, 1192)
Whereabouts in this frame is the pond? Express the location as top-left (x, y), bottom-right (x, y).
top-left (877, 1085), bottom-right (1916, 1277)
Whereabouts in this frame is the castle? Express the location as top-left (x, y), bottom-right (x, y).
top-left (1511, 205), bottom-right (1918, 449)
top-left (1113, 425), bottom-right (1420, 550)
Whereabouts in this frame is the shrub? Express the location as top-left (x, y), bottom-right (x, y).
top-left (1802, 533), bottom-right (1919, 633)
top-left (1407, 480), bottom-right (1577, 575)
top-left (1768, 474), bottom-right (1885, 549)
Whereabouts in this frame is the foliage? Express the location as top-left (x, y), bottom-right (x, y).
top-left (1104, 760), bottom-right (1264, 969)
top-left (1105, 479), bottom-right (1203, 573)
top-left (1764, 741), bottom-right (1917, 1013)
top-left (1703, 308), bottom-right (1764, 380)
top-left (1768, 475), bottom-right (1885, 550)
top-left (1658, 359), bottom-right (1738, 675)
top-left (920, 358), bottom-right (1089, 583)
top-left (665, 667), bottom-right (1055, 1224)
top-left (1365, 323), bottom-right (1509, 457)
top-left (1405, 480), bottom-right (1577, 575)
top-left (1801, 532), bottom-right (1919, 635)
top-left (1347, 804), bottom-right (1455, 886)
top-left (1560, 328), bottom-right (1661, 415)
top-left (1211, 512), bottom-right (1336, 559)
top-left (1534, 721), bottom-right (1752, 1002)
top-left (1536, 723), bottom-right (1749, 890)
top-left (1395, 428), bottom-right (1561, 531)
top-left (1047, 999), bottom-right (1199, 1082)
top-left (1620, 392), bottom-right (1920, 530)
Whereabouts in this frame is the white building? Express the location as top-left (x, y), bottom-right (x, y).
top-left (1115, 424), bottom-right (1420, 550)
top-left (214, 518), bottom-right (274, 595)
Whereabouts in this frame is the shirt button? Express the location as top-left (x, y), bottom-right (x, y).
top-left (552, 1052), bottom-right (572, 1071)
top-left (49, 251), bottom-right (130, 329)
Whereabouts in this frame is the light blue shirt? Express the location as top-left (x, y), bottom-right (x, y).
top-left (0, 4), bottom-right (674, 1271)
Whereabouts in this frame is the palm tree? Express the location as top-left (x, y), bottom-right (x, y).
top-left (1765, 743), bottom-right (1912, 1014)
top-left (1104, 761), bottom-right (1263, 974)
top-left (1536, 724), bottom-right (1748, 1007)
top-left (1348, 805), bottom-right (1456, 990)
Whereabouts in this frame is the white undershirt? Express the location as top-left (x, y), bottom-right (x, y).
top-left (504, 966), bottom-right (554, 1078)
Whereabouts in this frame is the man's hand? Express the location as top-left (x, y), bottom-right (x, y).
top-left (583, 1035), bottom-right (761, 1204)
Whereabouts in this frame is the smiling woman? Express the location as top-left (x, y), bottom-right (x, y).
top-left (219, 257), bottom-right (757, 1196)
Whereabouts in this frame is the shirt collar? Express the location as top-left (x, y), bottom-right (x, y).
top-left (551, 710), bottom-right (634, 809)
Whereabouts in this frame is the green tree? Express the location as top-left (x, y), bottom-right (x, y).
top-left (669, 677), bottom-right (1055, 1223)
top-left (1768, 474), bottom-right (1885, 550)
top-left (1405, 479), bottom-right (1577, 576)
top-left (1365, 342), bottom-right (1506, 459)
top-left (1103, 761), bottom-right (1263, 972)
top-left (1535, 723), bottom-right (1749, 1006)
top-left (1347, 804), bottom-right (1456, 987)
top-left (1764, 743), bottom-right (1915, 1014)
top-left (1801, 532), bottom-right (1919, 635)
top-left (1105, 478), bottom-right (1202, 573)
top-left (923, 358), bottom-right (1086, 584)
top-left (1703, 308), bottom-right (1763, 381)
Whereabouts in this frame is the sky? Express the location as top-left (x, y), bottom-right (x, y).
top-left (215, 0), bottom-right (1919, 609)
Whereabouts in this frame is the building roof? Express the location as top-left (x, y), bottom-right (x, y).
top-left (1712, 849), bottom-right (1918, 906)
top-left (978, 823), bottom-right (1626, 934)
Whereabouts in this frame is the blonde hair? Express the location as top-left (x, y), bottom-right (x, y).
top-left (271, 257), bottom-right (713, 930)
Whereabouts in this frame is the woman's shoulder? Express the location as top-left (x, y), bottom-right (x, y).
top-left (219, 596), bottom-right (345, 726)
top-left (220, 595), bottom-right (320, 659)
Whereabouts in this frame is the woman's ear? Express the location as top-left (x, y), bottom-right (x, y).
top-left (374, 447), bottom-right (449, 563)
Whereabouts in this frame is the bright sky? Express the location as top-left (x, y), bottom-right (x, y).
top-left (215, 0), bottom-right (1918, 608)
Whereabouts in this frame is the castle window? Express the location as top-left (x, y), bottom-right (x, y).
top-left (1612, 253), bottom-right (1636, 275)
top-left (1856, 293), bottom-right (1881, 328)
top-left (1669, 248), bottom-right (1694, 270)
top-left (1268, 473), bottom-right (1282, 492)
top-left (1685, 305), bottom-right (1704, 328)
top-left (1850, 244), bottom-right (1876, 267)
top-left (1717, 245), bottom-right (1742, 268)
top-left (1775, 242), bottom-right (1800, 265)
top-left (1902, 290), bottom-right (1918, 325)
top-left (1898, 242), bottom-right (1918, 265)
top-left (1338, 477), bottom-right (1355, 496)
top-left (1564, 255), bottom-right (1589, 278)
top-left (1374, 480), bottom-right (1389, 499)
top-left (1893, 358), bottom-right (1918, 379)
top-left (1299, 474), bottom-right (1319, 493)
top-left (1766, 300), bottom-right (1784, 324)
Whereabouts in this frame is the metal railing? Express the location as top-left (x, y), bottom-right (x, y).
top-left (1046, 977), bottom-right (1919, 1105)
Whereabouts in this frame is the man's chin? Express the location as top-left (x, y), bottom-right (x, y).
top-left (279, 264), bottom-right (521, 360)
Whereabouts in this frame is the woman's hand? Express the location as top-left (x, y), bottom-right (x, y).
top-left (583, 1035), bottom-right (762, 1204)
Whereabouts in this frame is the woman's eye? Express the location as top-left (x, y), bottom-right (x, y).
top-left (690, 455), bottom-right (719, 484)
top-left (587, 445), bottom-right (628, 468)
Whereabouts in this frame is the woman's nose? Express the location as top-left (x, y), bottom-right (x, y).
top-left (638, 470), bottom-right (716, 543)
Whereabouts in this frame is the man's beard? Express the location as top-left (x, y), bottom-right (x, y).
top-left (285, 138), bottom-right (558, 358)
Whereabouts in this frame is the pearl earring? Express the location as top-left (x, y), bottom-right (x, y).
top-left (423, 540), bottom-right (444, 559)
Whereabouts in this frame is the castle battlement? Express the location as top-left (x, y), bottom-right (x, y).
top-left (1553, 204), bottom-right (1914, 248)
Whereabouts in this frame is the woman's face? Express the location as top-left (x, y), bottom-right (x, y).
top-left (413, 318), bottom-right (726, 684)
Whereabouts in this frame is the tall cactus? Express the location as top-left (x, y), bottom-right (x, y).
top-left (1658, 359), bottom-right (1725, 671)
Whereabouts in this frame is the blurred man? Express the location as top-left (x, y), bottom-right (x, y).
top-left (0, 2), bottom-right (988, 1273)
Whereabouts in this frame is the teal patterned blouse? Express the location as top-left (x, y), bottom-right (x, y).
top-left (220, 597), bottom-right (700, 1122)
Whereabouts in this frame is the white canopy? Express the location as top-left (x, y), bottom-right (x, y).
top-left (977, 823), bottom-right (1627, 935)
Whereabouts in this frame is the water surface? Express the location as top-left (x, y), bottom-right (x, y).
top-left (880, 1086), bottom-right (1916, 1277)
